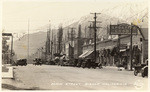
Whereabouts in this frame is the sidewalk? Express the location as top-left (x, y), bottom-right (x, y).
top-left (2, 64), bottom-right (14, 79)
top-left (102, 65), bottom-right (130, 71)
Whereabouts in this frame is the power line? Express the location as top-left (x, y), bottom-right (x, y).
top-left (125, 8), bottom-right (148, 21)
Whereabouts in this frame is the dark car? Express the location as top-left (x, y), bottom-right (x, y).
top-left (33, 58), bottom-right (42, 66)
top-left (81, 59), bottom-right (98, 69)
top-left (134, 59), bottom-right (148, 77)
top-left (48, 60), bottom-right (56, 65)
top-left (16, 59), bottom-right (27, 66)
top-left (73, 59), bottom-right (78, 67)
top-left (60, 56), bottom-right (69, 66)
top-left (77, 59), bottom-right (83, 67)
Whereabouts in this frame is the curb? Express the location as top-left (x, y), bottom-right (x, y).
top-left (2, 66), bottom-right (14, 79)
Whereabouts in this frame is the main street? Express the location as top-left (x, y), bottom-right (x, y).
top-left (2, 64), bottom-right (148, 90)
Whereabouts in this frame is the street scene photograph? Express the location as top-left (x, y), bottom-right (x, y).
top-left (1, 0), bottom-right (149, 91)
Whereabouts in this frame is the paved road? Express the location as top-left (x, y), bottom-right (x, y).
top-left (2, 64), bottom-right (148, 90)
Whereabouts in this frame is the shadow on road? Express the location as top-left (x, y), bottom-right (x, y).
top-left (2, 84), bottom-right (41, 90)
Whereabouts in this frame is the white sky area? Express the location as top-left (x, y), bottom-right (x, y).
top-left (2, 0), bottom-right (148, 34)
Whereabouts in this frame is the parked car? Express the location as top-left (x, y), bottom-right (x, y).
top-left (54, 57), bottom-right (60, 65)
top-left (33, 58), bottom-right (42, 66)
top-left (81, 58), bottom-right (98, 69)
top-left (68, 59), bottom-right (74, 66)
top-left (73, 59), bottom-right (78, 67)
top-left (48, 60), bottom-right (56, 65)
top-left (76, 59), bottom-right (83, 67)
top-left (134, 59), bottom-right (148, 77)
top-left (141, 59), bottom-right (148, 77)
top-left (16, 59), bottom-right (27, 66)
top-left (78, 50), bottom-right (100, 69)
top-left (60, 56), bottom-right (69, 66)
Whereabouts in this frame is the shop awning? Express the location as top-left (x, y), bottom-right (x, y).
top-left (79, 51), bottom-right (89, 58)
top-left (120, 49), bottom-right (126, 52)
top-left (83, 50), bottom-right (93, 58)
top-left (79, 50), bottom-right (94, 58)
top-left (98, 45), bottom-right (116, 51)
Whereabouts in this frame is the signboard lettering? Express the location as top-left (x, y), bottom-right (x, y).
top-left (110, 23), bottom-right (138, 35)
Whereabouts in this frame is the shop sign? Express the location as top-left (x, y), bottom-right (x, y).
top-left (110, 23), bottom-right (138, 35)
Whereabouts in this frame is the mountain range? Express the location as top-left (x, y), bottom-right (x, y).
top-left (13, 4), bottom-right (148, 63)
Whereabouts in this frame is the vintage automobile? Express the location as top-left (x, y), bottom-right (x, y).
top-left (33, 58), bottom-right (42, 66)
top-left (54, 57), bottom-right (60, 65)
top-left (81, 58), bottom-right (99, 69)
top-left (78, 50), bottom-right (100, 69)
top-left (141, 64), bottom-right (148, 77)
top-left (60, 56), bottom-right (70, 66)
top-left (76, 59), bottom-right (83, 67)
top-left (68, 59), bottom-right (75, 67)
top-left (16, 59), bottom-right (27, 66)
top-left (73, 59), bottom-right (78, 67)
top-left (81, 58), bottom-right (91, 68)
top-left (48, 60), bottom-right (56, 65)
top-left (134, 59), bottom-right (148, 77)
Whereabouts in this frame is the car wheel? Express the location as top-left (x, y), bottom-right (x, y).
top-left (99, 66), bottom-right (102, 69)
top-left (134, 70), bottom-right (138, 76)
top-left (81, 63), bottom-right (85, 68)
top-left (142, 72), bottom-right (145, 77)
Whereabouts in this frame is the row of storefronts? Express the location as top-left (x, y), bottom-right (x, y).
top-left (62, 22), bottom-right (148, 70)
top-left (80, 33), bottom-right (148, 70)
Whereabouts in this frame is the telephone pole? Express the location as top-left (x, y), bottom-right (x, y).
top-left (28, 19), bottom-right (30, 61)
top-left (68, 27), bottom-right (76, 59)
top-left (130, 23), bottom-right (133, 71)
top-left (51, 29), bottom-right (53, 60)
top-left (89, 13), bottom-right (101, 62)
top-left (54, 35), bottom-right (57, 54)
top-left (84, 26), bottom-right (87, 38)
top-left (78, 25), bottom-right (82, 57)
top-left (49, 20), bottom-right (51, 56)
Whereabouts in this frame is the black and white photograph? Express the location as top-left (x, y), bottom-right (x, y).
top-left (1, 0), bottom-right (149, 91)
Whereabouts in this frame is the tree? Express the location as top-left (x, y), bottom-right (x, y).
top-left (57, 26), bottom-right (63, 55)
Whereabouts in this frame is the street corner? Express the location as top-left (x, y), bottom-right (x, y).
top-left (1, 76), bottom-right (32, 90)
top-left (2, 65), bottom-right (14, 79)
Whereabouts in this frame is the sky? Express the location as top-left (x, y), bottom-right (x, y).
top-left (2, 0), bottom-right (148, 35)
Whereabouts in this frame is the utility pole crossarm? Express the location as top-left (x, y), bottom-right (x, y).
top-left (90, 13), bottom-right (101, 14)
top-left (88, 27), bottom-right (102, 28)
top-left (88, 21), bottom-right (102, 23)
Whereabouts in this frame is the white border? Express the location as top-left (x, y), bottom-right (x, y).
top-left (0, 0), bottom-right (149, 92)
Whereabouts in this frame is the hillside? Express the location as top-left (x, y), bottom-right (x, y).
top-left (14, 31), bottom-right (47, 59)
